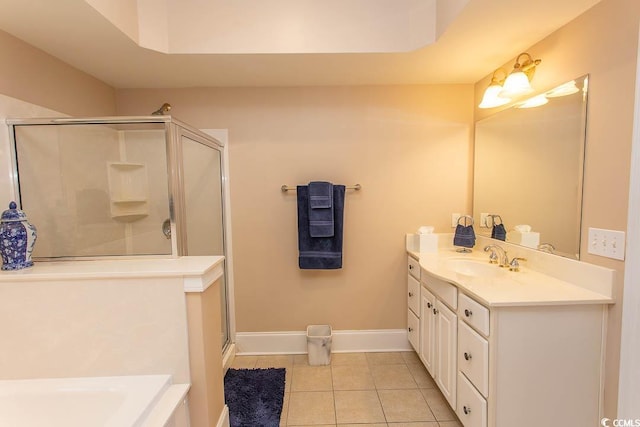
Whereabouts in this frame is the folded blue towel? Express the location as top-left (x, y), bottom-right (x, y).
top-left (491, 223), bottom-right (507, 241)
top-left (308, 181), bottom-right (334, 237)
top-left (297, 184), bottom-right (345, 269)
top-left (453, 224), bottom-right (476, 248)
top-left (309, 181), bottom-right (333, 209)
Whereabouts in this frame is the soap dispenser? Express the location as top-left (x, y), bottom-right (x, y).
top-left (0, 201), bottom-right (37, 270)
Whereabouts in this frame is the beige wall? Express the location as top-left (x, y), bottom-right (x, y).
top-left (116, 85), bottom-right (474, 332)
top-left (474, 0), bottom-right (640, 418)
top-left (0, 29), bottom-right (115, 116)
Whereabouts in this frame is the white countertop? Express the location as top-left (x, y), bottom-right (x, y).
top-left (0, 256), bottom-right (225, 292)
top-left (410, 248), bottom-right (614, 307)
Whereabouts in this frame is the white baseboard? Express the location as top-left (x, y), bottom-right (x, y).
top-left (235, 329), bottom-right (412, 355)
top-left (216, 405), bottom-right (229, 427)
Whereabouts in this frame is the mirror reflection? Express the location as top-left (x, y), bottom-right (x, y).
top-left (473, 75), bottom-right (588, 259)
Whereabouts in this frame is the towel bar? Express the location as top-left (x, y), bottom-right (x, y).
top-left (281, 184), bottom-right (361, 192)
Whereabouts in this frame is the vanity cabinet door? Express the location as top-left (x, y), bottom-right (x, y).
top-left (408, 274), bottom-right (420, 315)
top-left (435, 299), bottom-right (457, 409)
top-left (420, 287), bottom-right (436, 376)
top-left (408, 256), bottom-right (421, 280)
top-left (407, 309), bottom-right (419, 352)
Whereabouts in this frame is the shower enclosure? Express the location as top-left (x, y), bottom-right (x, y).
top-left (7, 116), bottom-right (234, 354)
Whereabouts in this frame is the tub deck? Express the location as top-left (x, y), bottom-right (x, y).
top-left (0, 375), bottom-right (189, 427)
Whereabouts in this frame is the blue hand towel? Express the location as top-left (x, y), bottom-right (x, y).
top-left (297, 184), bottom-right (345, 269)
top-left (308, 181), bottom-right (334, 237)
top-left (453, 224), bottom-right (476, 248)
top-left (491, 223), bottom-right (507, 241)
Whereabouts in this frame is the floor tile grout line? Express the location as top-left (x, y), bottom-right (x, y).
top-left (330, 361), bottom-right (337, 426)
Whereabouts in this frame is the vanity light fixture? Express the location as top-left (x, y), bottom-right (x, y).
top-left (498, 52), bottom-right (542, 99)
top-left (478, 69), bottom-right (511, 109)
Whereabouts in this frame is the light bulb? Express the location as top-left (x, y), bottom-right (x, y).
top-left (499, 71), bottom-right (534, 98)
top-left (479, 84), bottom-right (511, 109)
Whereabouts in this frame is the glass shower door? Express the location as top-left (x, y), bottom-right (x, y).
top-left (180, 131), bottom-right (230, 350)
top-left (12, 121), bottom-right (172, 258)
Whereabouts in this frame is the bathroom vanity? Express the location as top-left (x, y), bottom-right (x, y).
top-left (406, 238), bottom-right (614, 427)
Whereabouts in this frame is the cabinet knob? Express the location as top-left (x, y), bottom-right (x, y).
top-left (427, 302), bottom-right (432, 309)
top-left (409, 265), bottom-right (414, 270)
top-left (463, 405), bottom-right (471, 415)
top-left (433, 308), bottom-right (438, 315)
top-left (464, 352), bottom-right (472, 361)
top-left (408, 327), bottom-right (413, 332)
top-left (464, 309), bottom-right (473, 317)
top-left (409, 292), bottom-right (414, 297)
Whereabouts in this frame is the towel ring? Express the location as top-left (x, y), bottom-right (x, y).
top-left (457, 215), bottom-right (474, 227)
top-left (488, 214), bottom-right (503, 226)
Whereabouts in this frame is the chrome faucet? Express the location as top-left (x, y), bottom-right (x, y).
top-left (484, 244), bottom-right (528, 271)
top-left (508, 257), bottom-right (527, 272)
top-left (484, 244), bottom-right (508, 267)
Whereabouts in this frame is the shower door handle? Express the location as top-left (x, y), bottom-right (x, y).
top-left (162, 219), bottom-right (171, 239)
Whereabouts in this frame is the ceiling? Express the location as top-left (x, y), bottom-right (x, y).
top-left (0, 0), bottom-right (602, 88)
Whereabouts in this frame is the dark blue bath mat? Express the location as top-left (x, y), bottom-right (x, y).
top-left (224, 368), bottom-right (286, 427)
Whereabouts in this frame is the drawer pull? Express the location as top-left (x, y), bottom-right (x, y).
top-left (427, 302), bottom-right (432, 309)
top-left (464, 352), bottom-right (472, 361)
top-left (409, 292), bottom-right (414, 297)
top-left (463, 405), bottom-right (471, 415)
top-left (408, 327), bottom-right (413, 332)
top-left (432, 308), bottom-right (439, 315)
top-left (409, 265), bottom-right (414, 270)
top-left (464, 309), bottom-right (473, 317)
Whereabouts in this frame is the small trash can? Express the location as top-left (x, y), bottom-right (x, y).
top-left (306, 324), bottom-right (332, 366)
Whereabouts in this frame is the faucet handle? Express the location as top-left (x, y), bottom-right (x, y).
top-left (509, 257), bottom-right (527, 272)
top-left (488, 251), bottom-right (499, 264)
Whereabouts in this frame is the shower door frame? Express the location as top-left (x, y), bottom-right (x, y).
top-left (170, 123), bottom-right (235, 355)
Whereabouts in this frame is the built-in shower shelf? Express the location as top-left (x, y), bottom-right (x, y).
top-left (109, 162), bottom-right (145, 170)
top-left (107, 162), bottom-right (149, 222)
top-left (112, 213), bottom-right (149, 222)
top-left (112, 199), bottom-right (147, 204)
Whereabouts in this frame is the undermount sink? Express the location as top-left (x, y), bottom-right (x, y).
top-left (444, 258), bottom-right (504, 278)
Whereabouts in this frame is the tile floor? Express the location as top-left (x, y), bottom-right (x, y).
top-left (230, 351), bottom-right (463, 427)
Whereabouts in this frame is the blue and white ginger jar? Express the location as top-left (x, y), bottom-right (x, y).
top-left (0, 201), bottom-right (37, 270)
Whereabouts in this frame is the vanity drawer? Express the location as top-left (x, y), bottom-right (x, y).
top-left (422, 273), bottom-right (457, 310)
top-left (458, 320), bottom-right (489, 397)
top-left (407, 274), bottom-right (420, 315)
top-left (407, 309), bottom-right (419, 352)
top-left (459, 293), bottom-right (490, 336)
top-left (408, 256), bottom-right (420, 280)
top-left (457, 372), bottom-right (488, 427)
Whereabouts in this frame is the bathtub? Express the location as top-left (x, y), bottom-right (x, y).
top-left (0, 374), bottom-right (189, 427)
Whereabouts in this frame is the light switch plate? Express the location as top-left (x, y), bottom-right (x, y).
top-left (587, 227), bottom-right (626, 260)
top-left (451, 213), bottom-right (461, 228)
top-left (480, 213), bottom-right (490, 228)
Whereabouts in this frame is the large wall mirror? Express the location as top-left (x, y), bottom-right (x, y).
top-left (473, 75), bottom-right (588, 259)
